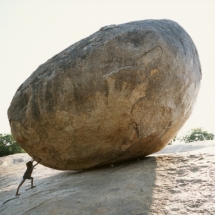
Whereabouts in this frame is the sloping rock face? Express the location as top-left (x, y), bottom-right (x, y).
top-left (8, 19), bottom-right (201, 170)
top-left (1, 148), bottom-right (215, 214)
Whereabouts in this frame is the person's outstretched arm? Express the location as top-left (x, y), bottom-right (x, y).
top-left (33, 158), bottom-right (41, 167)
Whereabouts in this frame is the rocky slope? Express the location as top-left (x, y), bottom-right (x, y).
top-left (1, 141), bottom-right (215, 215)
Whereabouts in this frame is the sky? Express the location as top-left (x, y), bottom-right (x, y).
top-left (0, 0), bottom-right (215, 137)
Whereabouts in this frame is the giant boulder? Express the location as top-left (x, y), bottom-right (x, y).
top-left (8, 19), bottom-right (201, 170)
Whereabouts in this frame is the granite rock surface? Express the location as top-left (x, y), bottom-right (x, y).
top-left (8, 19), bottom-right (201, 170)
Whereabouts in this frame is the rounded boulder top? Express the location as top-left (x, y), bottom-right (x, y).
top-left (8, 19), bottom-right (201, 170)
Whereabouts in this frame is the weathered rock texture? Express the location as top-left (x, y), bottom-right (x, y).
top-left (8, 19), bottom-right (201, 170)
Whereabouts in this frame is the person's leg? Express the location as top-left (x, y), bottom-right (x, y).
top-left (31, 177), bottom-right (36, 188)
top-left (15, 179), bottom-right (26, 196)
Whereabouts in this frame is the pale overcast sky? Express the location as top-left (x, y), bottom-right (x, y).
top-left (0, 0), bottom-right (215, 136)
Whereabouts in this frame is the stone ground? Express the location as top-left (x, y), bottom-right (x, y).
top-left (0, 141), bottom-right (215, 215)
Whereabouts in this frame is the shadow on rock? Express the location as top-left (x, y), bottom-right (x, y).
top-left (1, 156), bottom-right (157, 215)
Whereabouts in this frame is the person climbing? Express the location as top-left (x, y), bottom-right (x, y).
top-left (15, 157), bottom-right (41, 196)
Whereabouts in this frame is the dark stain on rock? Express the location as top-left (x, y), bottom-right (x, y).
top-left (45, 81), bottom-right (55, 113)
top-left (31, 92), bottom-right (41, 121)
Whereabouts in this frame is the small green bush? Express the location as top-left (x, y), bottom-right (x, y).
top-left (179, 128), bottom-right (214, 143)
top-left (0, 134), bottom-right (25, 157)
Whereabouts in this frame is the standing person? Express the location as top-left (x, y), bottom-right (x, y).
top-left (15, 157), bottom-right (41, 196)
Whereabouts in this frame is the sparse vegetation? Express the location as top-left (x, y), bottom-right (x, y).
top-left (168, 128), bottom-right (214, 144)
top-left (179, 128), bottom-right (214, 143)
top-left (0, 134), bottom-right (25, 157)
